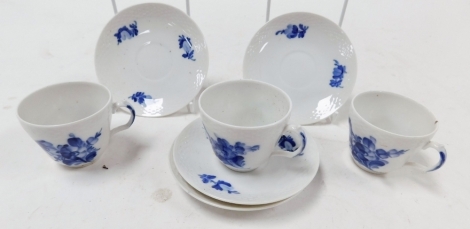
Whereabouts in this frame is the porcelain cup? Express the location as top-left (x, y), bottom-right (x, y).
top-left (349, 91), bottom-right (447, 174)
top-left (199, 79), bottom-right (306, 172)
top-left (17, 82), bottom-right (136, 167)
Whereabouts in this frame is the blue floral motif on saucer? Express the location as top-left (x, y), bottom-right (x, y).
top-left (37, 129), bottom-right (102, 166)
top-left (199, 174), bottom-right (240, 194)
top-left (114, 21), bottom-right (138, 45)
top-left (129, 92), bottom-right (152, 107)
top-left (349, 119), bottom-right (407, 170)
top-left (178, 35), bottom-right (196, 61)
top-left (330, 60), bottom-right (347, 88)
top-left (275, 24), bottom-right (309, 39)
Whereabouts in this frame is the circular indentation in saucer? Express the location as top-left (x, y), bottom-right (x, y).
top-left (280, 51), bottom-right (316, 88)
top-left (136, 42), bottom-right (173, 81)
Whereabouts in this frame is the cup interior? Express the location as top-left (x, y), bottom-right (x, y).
top-left (352, 91), bottom-right (437, 137)
top-left (18, 82), bottom-right (110, 126)
top-left (199, 80), bottom-right (291, 127)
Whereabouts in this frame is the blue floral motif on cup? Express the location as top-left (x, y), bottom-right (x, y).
top-left (114, 21), bottom-right (138, 45)
top-left (178, 35), bottom-right (196, 61)
top-left (278, 135), bottom-right (297, 152)
top-left (129, 92), bottom-right (153, 107)
top-left (203, 127), bottom-right (259, 168)
top-left (36, 129), bottom-right (102, 166)
top-left (349, 119), bottom-right (407, 170)
top-left (278, 132), bottom-right (307, 157)
top-left (198, 174), bottom-right (240, 194)
top-left (275, 24), bottom-right (309, 39)
top-left (330, 60), bottom-right (346, 88)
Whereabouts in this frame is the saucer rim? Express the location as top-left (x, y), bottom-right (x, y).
top-left (173, 118), bottom-right (321, 205)
top-left (94, 2), bottom-right (209, 117)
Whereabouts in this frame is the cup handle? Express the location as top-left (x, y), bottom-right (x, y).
top-left (272, 125), bottom-right (307, 158)
top-left (419, 141), bottom-right (447, 172)
top-left (110, 101), bottom-right (136, 136)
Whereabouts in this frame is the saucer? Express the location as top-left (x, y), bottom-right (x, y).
top-left (243, 12), bottom-right (357, 124)
top-left (169, 144), bottom-right (298, 211)
top-left (95, 3), bottom-right (209, 117)
top-left (173, 118), bottom-right (320, 205)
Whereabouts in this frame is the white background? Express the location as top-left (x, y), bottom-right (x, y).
top-left (1, 0), bottom-right (469, 228)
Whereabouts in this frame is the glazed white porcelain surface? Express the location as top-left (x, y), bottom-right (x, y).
top-left (169, 145), bottom-right (297, 211)
top-left (199, 80), bottom-right (307, 172)
top-left (17, 82), bottom-right (135, 167)
top-left (349, 91), bottom-right (447, 174)
top-left (243, 12), bottom-right (357, 125)
top-left (173, 118), bottom-right (320, 205)
top-left (95, 3), bottom-right (208, 117)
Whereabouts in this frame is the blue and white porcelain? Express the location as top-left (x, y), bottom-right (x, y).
top-left (173, 118), bottom-right (320, 205)
top-left (17, 82), bottom-right (135, 167)
top-left (95, 3), bottom-right (208, 117)
top-left (169, 147), bottom-right (298, 211)
top-left (199, 80), bottom-right (307, 172)
top-left (349, 91), bottom-right (447, 174)
top-left (244, 12), bottom-right (357, 124)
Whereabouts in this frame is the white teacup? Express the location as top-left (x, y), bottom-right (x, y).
top-left (199, 80), bottom-right (306, 172)
top-left (17, 82), bottom-right (135, 167)
top-left (349, 91), bottom-right (447, 174)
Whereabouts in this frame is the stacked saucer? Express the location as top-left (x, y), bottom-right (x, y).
top-left (171, 118), bottom-right (320, 211)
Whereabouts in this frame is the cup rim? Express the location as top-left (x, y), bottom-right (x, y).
top-left (350, 91), bottom-right (439, 138)
top-left (17, 81), bottom-right (112, 128)
top-left (198, 79), bottom-right (293, 130)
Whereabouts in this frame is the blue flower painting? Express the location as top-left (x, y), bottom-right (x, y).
top-left (198, 174), bottom-right (240, 194)
top-left (349, 119), bottom-right (407, 170)
top-left (276, 24), bottom-right (309, 39)
top-left (204, 128), bottom-right (259, 168)
top-left (330, 60), bottom-right (346, 88)
top-left (114, 21), bottom-right (139, 45)
top-left (278, 133), bottom-right (307, 157)
top-left (278, 135), bottom-right (297, 152)
top-left (37, 129), bottom-right (102, 166)
top-left (129, 92), bottom-right (152, 107)
top-left (178, 35), bottom-right (196, 61)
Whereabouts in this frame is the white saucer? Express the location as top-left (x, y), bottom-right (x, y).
top-left (95, 3), bottom-right (209, 117)
top-left (243, 12), bottom-right (357, 124)
top-left (173, 118), bottom-right (320, 205)
top-left (169, 144), bottom-right (298, 211)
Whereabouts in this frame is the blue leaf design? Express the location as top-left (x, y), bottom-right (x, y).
top-left (36, 129), bottom-right (102, 166)
top-left (178, 35), bottom-right (196, 61)
top-left (329, 59), bottom-right (347, 88)
top-left (276, 23), bottom-right (309, 39)
top-left (114, 21), bottom-right (139, 45)
top-left (128, 92), bottom-right (153, 108)
top-left (349, 119), bottom-right (407, 171)
top-left (204, 127), bottom-right (260, 169)
top-left (199, 174), bottom-right (240, 194)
